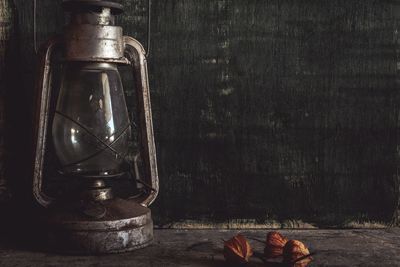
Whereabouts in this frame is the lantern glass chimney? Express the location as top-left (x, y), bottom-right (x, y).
top-left (52, 62), bottom-right (131, 177)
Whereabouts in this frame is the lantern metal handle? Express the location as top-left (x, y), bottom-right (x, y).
top-left (124, 36), bottom-right (159, 207)
top-left (32, 37), bottom-right (60, 207)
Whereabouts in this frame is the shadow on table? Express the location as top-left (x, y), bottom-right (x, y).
top-left (184, 257), bottom-right (300, 267)
top-left (184, 244), bottom-right (302, 267)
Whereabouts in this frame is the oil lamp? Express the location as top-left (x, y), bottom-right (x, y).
top-left (32, 0), bottom-right (158, 253)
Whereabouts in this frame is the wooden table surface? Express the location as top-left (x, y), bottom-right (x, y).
top-left (0, 229), bottom-right (399, 266)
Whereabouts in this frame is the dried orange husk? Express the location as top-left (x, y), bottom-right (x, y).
top-left (264, 231), bottom-right (289, 259)
top-left (223, 234), bottom-right (253, 264)
top-left (283, 240), bottom-right (313, 267)
top-left (293, 258), bottom-right (313, 267)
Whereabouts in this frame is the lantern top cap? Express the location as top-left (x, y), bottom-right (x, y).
top-left (62, 0), bottom-right (123, 14)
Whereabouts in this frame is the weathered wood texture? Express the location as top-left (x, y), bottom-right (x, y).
top-left (6, 0), bottom-right (400, 227)
top-left (1, 229), bottom-right (400, 266)
top-left (0, 0), bottom-right (14, 201)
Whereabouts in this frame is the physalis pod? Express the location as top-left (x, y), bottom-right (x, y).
top-left (283, 239), bottom-right (313, 267)
top-left (264, 231), bottom-right (289, 259)
top-left (223, 234), bottom-right (253, 265)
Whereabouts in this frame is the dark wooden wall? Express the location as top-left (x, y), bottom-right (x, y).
top-left (3, 0), bottom-right (400, 227)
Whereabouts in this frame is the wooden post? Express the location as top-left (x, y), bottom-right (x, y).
top-left (392, 0), bottom-right (400, 226)
top-left (0, 0), bottom-right (14, 202)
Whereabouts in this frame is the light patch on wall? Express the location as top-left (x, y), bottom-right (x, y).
top-left (202, 58), bottom-right (217, 64)
top-left (219, 87), bottom-right (234, 96)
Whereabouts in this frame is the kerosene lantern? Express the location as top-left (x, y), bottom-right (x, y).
top-left (32, 0), bottom-right (158, 253)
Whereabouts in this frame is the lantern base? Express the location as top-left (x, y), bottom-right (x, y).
top-left (38, 198), bottom-right (153, 254)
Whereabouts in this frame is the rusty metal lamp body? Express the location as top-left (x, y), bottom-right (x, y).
top-left (32, 0), bottom-right (158, 253)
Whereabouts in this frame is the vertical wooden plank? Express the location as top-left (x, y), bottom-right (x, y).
top-left (391, 0), bottom-right (400, 226)
top-left (0, 0), bottom-right (14, 202)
